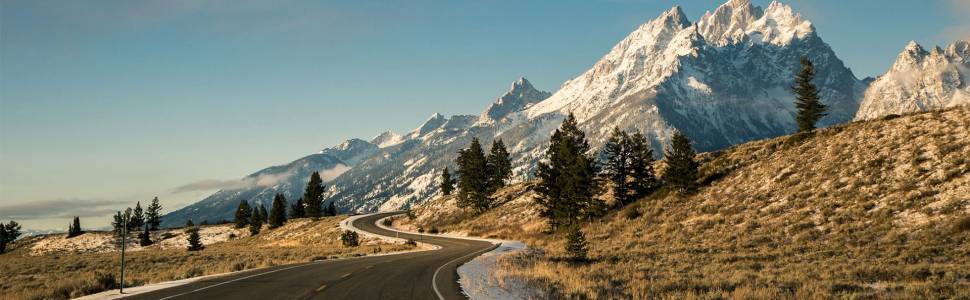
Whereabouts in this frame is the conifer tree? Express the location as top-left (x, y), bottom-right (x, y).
top-left (565, 225), bottom-right (588, 261)
top-left (535, 114), bottom-right (602, 230)
top-left (325, 202), bottom-right (337, 216)
top-left (129, 202), bottom-right (145, 231)
top-left (662, 131), bottom-right (699, 195)
top-left (628, 130), bottom-right (659, 199)
top-left (341, 230), bottom-right (360, 247)
top-left (793, 57), bottom-right (827, 132)
top-left (112, 211), bottom-right (125, 237)
top-left (234, 200), bottom-right (251, 229)
top-left (485, 139), bottom-right (513, 194)
top-left (290, 197), bottom-right (306, 219)
top-left (249, 207), bottom-right (263, 235)
top-left (303, 172), bottom-right (326, 218)
top-left (440, 167), bottom-right (455, 196)
top-left (258, 204), bottom-right (268, 222)
top-left (4, 221), bottom-right (21, 243)
top-left (0, 225), bottom-right (7, 254)
top-left (68, 216), bottom-right (83, 238)
top-left (456, 138), bottom-right (491, 213)
top-left (185, 219), bottom-right (194, 227)
top-left (146, 197), bottom-right (162, 231)
top-left (186, 227), bottom-right (204, 251)
top-left (603, 127), bottom-right (632, 206)
top-left (268, 193), bottom-right (287, 229)
top-left (139, 224), bottom-right (153, 246)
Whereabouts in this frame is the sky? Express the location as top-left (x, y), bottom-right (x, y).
top-left (1, 0), bottom-right (968, 230)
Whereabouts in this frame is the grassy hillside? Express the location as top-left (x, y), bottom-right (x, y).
top-left (0, 216), bottom-right (414, 300)
top-left (396, 107), bottom-right (970, 298)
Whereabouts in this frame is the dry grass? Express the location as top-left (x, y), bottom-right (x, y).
top-left (0, 216), bottom-right (413, 300)
top-left (399, 107), bottom-right (970, 299)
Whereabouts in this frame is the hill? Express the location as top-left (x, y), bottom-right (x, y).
top-left (0, 217), bottom-right (414, 300)
top-left (395, 107), bottom-right (970, 298)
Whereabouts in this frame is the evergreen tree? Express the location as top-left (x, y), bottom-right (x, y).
top-left (485, 139), bottom-right (513, 194)
top-left (130, 202), bottom-right (145, 231)
top-left (146, 197), bottom-right (162, 231)
top-left (628, 130), bottom-right (659, 199)
top-left (564, 225), bottom-right (588, 261)
top-left (792, 57), bottom-right (827, 132)
top-left (234, 200), bottom-right (251, 229)
top-left (439, 167), bottom-right (455, 196)
top-left (535, 114), bottom-right (602, 230)
top-left (325, 202), bottom-right (337, 216)
top-left (249, 207), bottom-right (263, 235)
top-left (111, 211), bottom-right (125, 236)
top-left (258, 204), bottom-right (268, 222)
top-left (186, 227), bottom-right (204, 251)
top-left (68, 216), bottom-right (83, 238)
top-left (185, 219), bottom-right (194, 227)
top-left (268, 193), bottom-right (287, 229)
top-left (303, 172), bottom-right (326, 218)
top-left (603, 127), bottom-right (633, 206)
top-left (662, 131), bottom-right (699, 195)
top-left (290, 197), bottom-right (306, 219)
top-left (0, 225), bottom-right (7, 254)
top-left (4, 221), bottom-right (21, 242)
top-left (456, 138), bottom-right (492, 213)
top-left (139, 224), bottom-right (153, 246)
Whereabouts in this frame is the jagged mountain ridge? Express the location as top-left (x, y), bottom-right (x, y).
top-left (166, 0), bottom-right (875, 224)
top-left (855, 39), bottom-right (970, 120)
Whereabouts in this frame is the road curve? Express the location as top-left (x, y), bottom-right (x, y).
top-left (122, 213), bottom-right (496, 300)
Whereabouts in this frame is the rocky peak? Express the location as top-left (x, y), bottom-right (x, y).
top-left (413, 113), bottom-right (447, 136)
top-left (478, 78), bottom-right (551, 125)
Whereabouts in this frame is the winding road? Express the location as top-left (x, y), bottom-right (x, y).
top-left (123, 213), bottom-right (497, 300)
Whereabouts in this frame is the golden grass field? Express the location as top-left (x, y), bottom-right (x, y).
top-left (397, 107), bottom-right (970, 299)
top-left (0, 216), bottom-right (412, 300)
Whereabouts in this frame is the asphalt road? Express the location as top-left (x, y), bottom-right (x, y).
top-left (123, 213), bottom-right (496, 300)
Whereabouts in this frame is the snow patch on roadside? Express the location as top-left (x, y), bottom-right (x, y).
top-left (458, 241), bottom-right (531, 300)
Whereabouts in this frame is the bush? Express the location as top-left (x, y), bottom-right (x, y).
top-left (565, 226), bottom-right (588, 262)
top-left (341, 230), bottom-right (360, 247)
top-left (881, 114), bottom-right (901, 120)
top-left (954, 216), bottom-right (970, 233)
top-left (623, 206), bottom-right (641, 220)
top-left (405, 239), bottom-right (417, 246)
top-left (382, 218), bottom-right (393, 227)
top-left (428, 226), bottom-right (439, 234)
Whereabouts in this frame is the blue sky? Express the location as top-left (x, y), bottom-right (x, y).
top-left (1, 0), bottom-right (967, 230)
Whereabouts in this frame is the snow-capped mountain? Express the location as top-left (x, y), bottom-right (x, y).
top-left (161, 139), bottom-right (377, 227)
top-left (855, 39), bottom-right (970, 120)
top-left (165, 0), bottom-right (870, 222)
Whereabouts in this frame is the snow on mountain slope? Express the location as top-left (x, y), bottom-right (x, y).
top-left (371, 131), bottom-right (406, 148)
top-left (855, 39), bottom-right (970, 120)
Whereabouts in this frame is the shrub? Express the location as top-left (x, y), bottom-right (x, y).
top-left (623, 206), bottom-right (642, 220)
top-left (382, 218), bottom-right (393, 227)
top-left (565, 226), bottom-right (588, 262)
top-left (428, 226), bottom-right (439, 234)
top-left (405, 239), bottom-right (417, 246)
top-left (341, 230), bottom-right (360, 247)
top-left (881, 114), bottom-right (901, 120)
top-left (954, 216), bottom-right (970, 233)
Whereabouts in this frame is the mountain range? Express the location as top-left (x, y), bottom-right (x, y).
top-left (162, 0), bottom-right (968, 227)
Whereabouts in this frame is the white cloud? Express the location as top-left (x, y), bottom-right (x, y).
top-left (173, 169), bottom-right (295, 193)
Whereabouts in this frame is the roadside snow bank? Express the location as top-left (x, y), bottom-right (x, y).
top-left (457, 241), bottom-right (533, 300)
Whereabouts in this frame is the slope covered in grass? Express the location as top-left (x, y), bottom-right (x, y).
top-left (398, 107), bottom-right (970, 298)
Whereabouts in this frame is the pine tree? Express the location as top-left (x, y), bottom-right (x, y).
top-left (146, 197), bottom-right (162, 231)
top-left (564, 225), bottom-right (588, 261)
top-left (268, 193), bottom-right (287, 229)
top-left (628, 130), bottom-right (659, 199)
top-left (129, 202), bottom-right (145, 231)
top-left (792, 57), bottom-right (827, 133)
top-left (68, 216), bottom-right (83, 238)
top-left (0, 225), bottom-right (7, 254)
top-left (535, 114), bottom-right (602, 230)
top-left (258, 204), bottom-right (268, 222)
top-left (290, 197), bottom-right (306, 219)
top-left (662, 131), bottom-right (699, 195)
top-left (234, 200), bottom-right (251, 229)
top-left (303, 172), bottom-right (326, 218)
top-left (139, 224), bottom-right (153, 246)
top-left (249, 207), bottom-right (263, 235)
top-left (186, 227), bottom-right (204, 251)
top-left (185, 219), bottom-right (194, 227)
top-left (603, 127), bottom-right (632, 206)
top-left (111, 211), bottom-right (125, 236)
top-left (325, 202), bottom-right (337, 216)
top-left (456, 138), bottom-right (492, 213)
top-left (485, 139), bottom-right (513, 194)
top-left (439, 167), bottom-right (455, 196)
